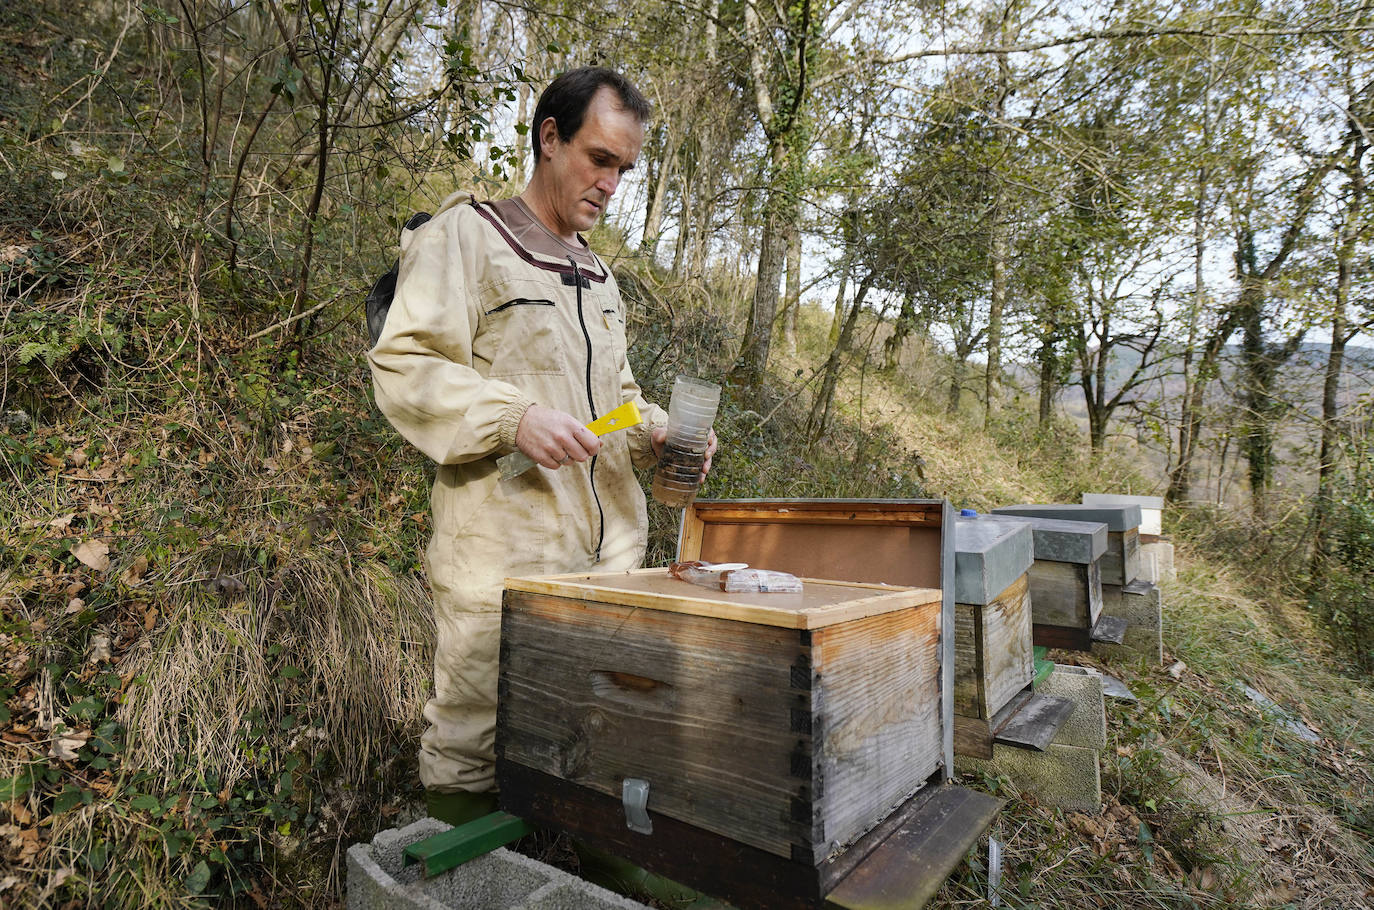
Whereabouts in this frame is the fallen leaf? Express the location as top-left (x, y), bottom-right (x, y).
top-left (65, 581), bottom-right (86, 597)
top-left (119, 555), bottom-right (148, 587)
top-left (143, 607), bottom-right (159, 632)
top-left (209, 576), bottom-right (246, 597)
top-left (48, 730), bottom-right (89, 762)
top-left (44, 867), bottom-right (74, 894)
top-left (6, 801), bottom-right (33, 826)
top-left (64, 598), bottom-right (85, 616)
top-left (71, 540), bottom-right (110, 572)
top-left (68, 450), bottom-right (87, 467)
top-left (49, 513), bottom-right (75, 532)
top-left (1167, 660), bottom-right (1186, 679)
top-left (88, 633), bottom-right (111, 664)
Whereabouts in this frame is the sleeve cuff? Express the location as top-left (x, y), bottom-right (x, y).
top-left (499, 394), bottom-right (536, 452)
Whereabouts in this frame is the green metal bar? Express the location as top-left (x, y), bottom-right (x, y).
top-left (1032, 646), bottom-right (1054, 688)
top-left (402, 811), bottom-right (532, 877)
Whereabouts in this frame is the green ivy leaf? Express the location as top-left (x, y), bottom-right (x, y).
top-left (130, 793), bottom-right (161, 811)
top-left (0, 770), bottom-right (33, 801)
top-left (53, 785), bottom-right (92, 814)
top-left (184, 859), bottom-right (211, 895)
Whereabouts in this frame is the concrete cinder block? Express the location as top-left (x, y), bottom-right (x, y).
top-left (1038, 665), bottom-right (1107, 750)
top-left (956, 743), bottom-right (1102, 814)
top-left (1140, 540), bottom-right (1175, 583)
top-left (347, 818), bottom-right (650, 910)
top-left (1093, 581), bottom-right (1164, 663)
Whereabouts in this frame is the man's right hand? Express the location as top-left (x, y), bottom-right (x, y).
top-left (515, 404), bottom-right (602, 469)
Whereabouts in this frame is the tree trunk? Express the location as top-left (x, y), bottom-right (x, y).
top-left (1313, 127), bottom-right (1366, 566)
top-left (984, 48), bottom-right (1011, 424)
top-left (1168, 154), bottom-right (1211, 504)
top-left (1036, 335), bottom-right (1055, 425)
top-left (808, 272), bottom-right (873, 441)
top-left (642, 131), bottom-right (675, 258)
top-left (782, 219), bottom-right (801, 354)
top-left (736, 197), bottom-right (787, 384)
top-left (947, 360), bottom-right (964, 415)
top-left (884, 296), bottom-right (916, 371)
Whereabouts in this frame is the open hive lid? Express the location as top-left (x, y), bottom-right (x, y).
top-left (679, 498), bottom-right (947, 588)
top-left (503, 567), bottom-right (939, 630)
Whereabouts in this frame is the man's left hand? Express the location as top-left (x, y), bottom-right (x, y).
top-left (651, 427), bottom-right (716, 481)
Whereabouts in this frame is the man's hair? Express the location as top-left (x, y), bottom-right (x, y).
top-left (530, 67), bottom-right (651, 164)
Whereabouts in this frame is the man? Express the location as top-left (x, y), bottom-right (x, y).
top-left (368, 67), bottom-right (714, 825)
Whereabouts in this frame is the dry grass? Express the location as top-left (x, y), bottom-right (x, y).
top-left (118, 554), bottom-right (433, 791)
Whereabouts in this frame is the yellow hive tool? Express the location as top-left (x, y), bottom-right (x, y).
top-left (497, 401), bottom-right (643, 481)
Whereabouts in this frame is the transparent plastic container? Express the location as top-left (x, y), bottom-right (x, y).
top-left (651, 375), bottom-right (721, 508)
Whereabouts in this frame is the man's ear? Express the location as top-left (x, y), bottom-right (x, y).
top-left (537, 117), bottom-right (560, 159)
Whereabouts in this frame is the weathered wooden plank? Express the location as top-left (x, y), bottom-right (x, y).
top-left (810, 608), bottom-right (944, 860)
top-left (825, 785), bottom-right (1002, 910)
top-left (1100, 529), bottom-right (1141, 586)
top-left (978, 575), bottom-right (1034, 718)
top-left (953, 576), bottom-right (1033, 721)
top-left (504, 568), bottom-right (940, 630)
top-left (1025, 560), bottom-right (1103, 628)
top-left (952, 603), bottom-right (984, 718)
top-left (689, 499), bottom-right (944, 528)
top-left (498, 760), bottom-right (822, 909)
top-left (992, 694), bottom-right (1075, 752)
top-left (499, 591), bottom-right (818, 858)
top-left (952, 713), bottom-right (993, 759)
top-left (1031, 623), bottom-right (1093, 651)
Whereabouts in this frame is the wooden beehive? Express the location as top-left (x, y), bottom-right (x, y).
top-left (950, 517), bottom-right (1074, 758)
top-left (951, 517), bottom-right (1034, 722)
top-left (978, 514), bottom-right (1110, 650)
top-left (496, 566), bottom-right (971, 908)
top-left (992, 504), bottom-right (1142, 586)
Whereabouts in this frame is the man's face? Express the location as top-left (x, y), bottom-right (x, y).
top-left (536, 87), bottom-right (645, 240)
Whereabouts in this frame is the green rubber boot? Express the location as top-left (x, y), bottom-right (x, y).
top-left (424, 789), bottom-right (499, 827)
top-left (574, 841), bottom-right (724, 907)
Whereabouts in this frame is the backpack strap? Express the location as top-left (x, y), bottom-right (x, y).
top-left (365, 212), bottom-right (432, 347)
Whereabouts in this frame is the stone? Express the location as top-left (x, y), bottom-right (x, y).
top-left (956, 743), bottom-right (1101, 814)
top-left (1037, 665), bottom-right (1107, 750)
top-left (346, 818), bottom-right (650, 910)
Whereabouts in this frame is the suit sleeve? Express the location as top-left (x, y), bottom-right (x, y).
top-left (367, 211), bottom-right (534, 465)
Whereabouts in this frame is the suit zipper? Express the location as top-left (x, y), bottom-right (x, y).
top-left (570, 259), bottom-right (605, 563)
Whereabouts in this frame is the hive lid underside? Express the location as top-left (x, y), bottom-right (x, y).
top-left (504, 568), bottom-right (941, 630)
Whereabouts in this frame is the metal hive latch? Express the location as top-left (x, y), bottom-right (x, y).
top-left (622, 778), bottom-right (653, 835)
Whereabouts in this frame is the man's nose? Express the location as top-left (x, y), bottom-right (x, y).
top-left (597, 170), bottom-right (620, 197)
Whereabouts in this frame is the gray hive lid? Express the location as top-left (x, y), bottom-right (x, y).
top-left (1081, 493), bottom-right (1164, 510)
top-left (991, 503), bottom-right (1142, 533)
top-left (975, 513), bottom-right (1107, 564)
top-left (954, 516), bottom-right (1034, 605)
